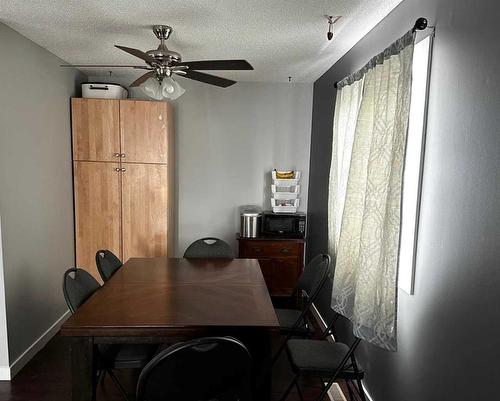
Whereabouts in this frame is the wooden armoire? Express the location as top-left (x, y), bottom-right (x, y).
top-left (71, 98), bottom-right (175, 280)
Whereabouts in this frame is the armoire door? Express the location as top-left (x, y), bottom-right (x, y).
top-left (121, 163), bottom-right (169, 262)
top-left (71, 98), bottom-right (120, 162)
top-left (74, 161), bottom-right (122, 279)
top-left (119, 100), bottom-right (171, 164)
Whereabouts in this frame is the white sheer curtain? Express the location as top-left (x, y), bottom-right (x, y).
top-left (328, 79), bottom-right (364, 258)
top-left (330, 31), bottom-right (415, 351)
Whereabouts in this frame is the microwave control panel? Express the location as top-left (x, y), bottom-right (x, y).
top-left (298, 220), bottom-right (306, 233)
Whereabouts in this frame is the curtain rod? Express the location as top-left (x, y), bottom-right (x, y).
top-left (333, 17), bottom-right (432, 89)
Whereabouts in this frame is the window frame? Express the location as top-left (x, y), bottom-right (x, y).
top-left (398, 31), bottom-right (435, 295)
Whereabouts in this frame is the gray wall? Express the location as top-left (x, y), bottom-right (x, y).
top-left (175, 80), bottom-right (312, 255)
top-left (0, 219), bottom-right (10, 371)
top-left (307, 0), bottom-right (500, 400)
top-left (90, 77), bottom-right (313, 256)
top-left (0, 23), bottom-right (84, 362)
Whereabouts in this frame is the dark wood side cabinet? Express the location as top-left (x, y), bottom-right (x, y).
top-left (237, 236), bottom-right (305, 297)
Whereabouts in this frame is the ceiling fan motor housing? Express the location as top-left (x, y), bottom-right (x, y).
top-left (147, 44), bottom-right (182, 64)
top-left (148, 26), bottom-right (182, 65)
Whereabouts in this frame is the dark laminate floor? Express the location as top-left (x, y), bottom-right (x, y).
top-left (0, 334), bottom-right (354, 401)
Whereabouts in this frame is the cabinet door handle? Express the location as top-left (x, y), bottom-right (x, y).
top-left (120, 153), bottom-right (126, 158)
top-left (252, 247), bottom-right (262, 253)
top-left (113, 153), bottom-right (120, 157)
top-left (120, 168), bottom-right (126, 172)
top-left (114, 168), bottom-right (120, 172)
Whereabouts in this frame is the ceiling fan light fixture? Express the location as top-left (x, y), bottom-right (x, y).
top-left (140, 77), bottom-right (163, 100)
top-left (139, 76), bottom-right (185, 100)
top-left (161, 77), bottom-right (185, 100)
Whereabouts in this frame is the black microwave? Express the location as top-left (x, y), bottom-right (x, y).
top-left (260, 212), bottom-right (306, 238)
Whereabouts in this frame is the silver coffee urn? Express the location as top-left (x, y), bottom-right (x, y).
top-left (240, 208), bottom-right (261, 238)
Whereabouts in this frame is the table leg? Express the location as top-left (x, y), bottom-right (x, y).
top-left (240, 330), bottom-right (273, 401)
top-left (70, 337), bottom-right (95, 401)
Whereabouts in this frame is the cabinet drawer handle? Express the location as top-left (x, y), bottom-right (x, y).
top-left (281, 248), bottom-right (291, 253)
top-left (252, 247), bottom-right (262, 253)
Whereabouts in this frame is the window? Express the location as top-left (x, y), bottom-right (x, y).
top-left (398, 34), bottom-right (433, 295)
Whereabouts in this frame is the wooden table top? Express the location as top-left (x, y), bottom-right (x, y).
top-left (60, 257), bottom-right (279, 337)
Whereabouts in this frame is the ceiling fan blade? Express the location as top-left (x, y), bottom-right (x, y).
top-left (177, 59), bottom-right (253, 70)
top-left (115, 45), bottom-right (157, 64)
top-left (60, 64), bottom-right (151, 69)
top-left (178, 70), bottom-right (236, 88)
top-left (130, 71), bottom-right (156, 87)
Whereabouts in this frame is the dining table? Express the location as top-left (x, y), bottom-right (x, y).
top-left (59, 257), bottom-right (280, 401)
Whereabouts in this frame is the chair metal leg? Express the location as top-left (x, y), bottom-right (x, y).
top-left (107, 369), bottom-right (131, 401)
top-left (97, 369), bottom-right (106, 386)
top-left (92, 368), bottom-right (100, 401)
top-left (272, 339), bottom-right (288, 365)
top-left (355, 378), bottom-right (366, 401)
top-left (279, 375), bottom-right (299, 401)
top-left (349, 353), bottom-right (366, 401)
top-left (346, 380), bottom-right (355, 401)
top-left (315, 338), bottom-right (362, 401)
top-left (295, 378), bottom-right (305, 401)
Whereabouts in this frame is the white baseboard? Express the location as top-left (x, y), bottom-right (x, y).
top-left (0, 366), bottom-right (10, 381)
top-left (6, 310), bottom-right (70, 380)
top-left (327, 383), bottom-right (348, 401)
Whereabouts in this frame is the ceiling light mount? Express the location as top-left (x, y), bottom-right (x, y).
top-left (325, 15), bottom-right (341, 41)
top-left (153, 25), bottom-right (173, 41)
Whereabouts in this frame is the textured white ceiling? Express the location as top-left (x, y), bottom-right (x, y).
top-left (0, 0), bottom-right (403, 84)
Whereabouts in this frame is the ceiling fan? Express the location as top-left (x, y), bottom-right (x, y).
top-left (62, 25), bottom-right (253, 95)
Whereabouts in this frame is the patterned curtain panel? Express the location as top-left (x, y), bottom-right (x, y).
top-left (330, 30), bottom-right (415, 351)
top-left (328, 78), bottom-right (364, 259)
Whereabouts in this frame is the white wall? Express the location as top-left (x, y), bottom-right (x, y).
top-left (89, 77), bottom-right (314, 255)
top-left (0, 23), bottom-right (84, 370)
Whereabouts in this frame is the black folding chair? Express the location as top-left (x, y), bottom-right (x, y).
top-left (95, 249), bottom-right (123, 282)
top-left (63, 268), bottom-right (156, 401)
top-left (310, 269), bottom-right (366, 401)
top-left (273, 254), bottom-right (331, 361)
top-left (279, 272), bottom-right (366, 401)
top-left (136, 336), bottom-right (252, 401)
top-left (62, 267), bottom-right (100, 313)
top-left (183, 237), bottom-right (235, 259)
top-left (281, 334), bottom-right (362, 401)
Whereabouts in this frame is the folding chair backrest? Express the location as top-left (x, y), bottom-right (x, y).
top-left (136, 336), bottom-right (252, 401)
top-left (95, 249), bottom-right (123, 282)
top-left (183, 237), bottom-right (235, 259)
top-left (62, 268), bottom-right (100, 314)
top-left (297, 254), bottom-right (331, 305)
top-left (313, 272), bottom-right (340, 337)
